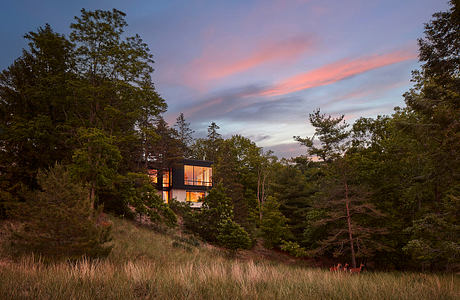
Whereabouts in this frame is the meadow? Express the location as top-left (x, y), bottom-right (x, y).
top-left (0, 217), bottom-right (458, 300)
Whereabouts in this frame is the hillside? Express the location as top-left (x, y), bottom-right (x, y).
top-left (0, 217), bottom-right (458, 299)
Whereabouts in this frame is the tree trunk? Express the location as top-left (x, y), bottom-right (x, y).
top-left (345, 180), bottom-right (357, 268)
top-left (257, 168), bottom-right (262, 221)
top-left (88, 185), bottom-right (96, 210)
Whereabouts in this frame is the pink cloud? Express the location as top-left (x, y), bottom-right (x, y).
top-left (187, 36), bottom-right (313, 84)
top-left (260, 49), bottom-right (417, 97)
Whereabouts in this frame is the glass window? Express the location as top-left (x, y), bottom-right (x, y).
top-left (184, 165), bottom-right (193, 185)
top-left (148, 169), bottom-right (158, 184)
top-left (184, 165), bottom-right (212, 186)
top-left (162, 170), bottom-right (170, 188)
top-left (162, 191), bottom-right (169, 203)
top-left (186, 191), bottom-right (205, 202)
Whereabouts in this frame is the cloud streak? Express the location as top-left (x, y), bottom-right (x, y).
top-left (186, 36), bottom-right (313, 84)
top-left (260, 49), bottom-right (417, 97)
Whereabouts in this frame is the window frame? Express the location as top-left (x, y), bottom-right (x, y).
top-left (184, 165), bottom-right (212, 186)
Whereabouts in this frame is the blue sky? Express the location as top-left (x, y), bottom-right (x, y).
top-left (0, 0), bottom-right (448, 157)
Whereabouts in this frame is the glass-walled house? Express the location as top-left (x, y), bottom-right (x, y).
top-left (147, 159), bottom-right (213, 208)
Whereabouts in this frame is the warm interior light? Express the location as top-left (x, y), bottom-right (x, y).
top-left (186, 191), bottom-right (205, 202)
top-left (184, 165), bottom-right (212, 186)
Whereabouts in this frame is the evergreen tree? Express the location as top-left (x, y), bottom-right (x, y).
top-left (198, 183), bottom-right (234, 243)
top-left (217, 218), bottom-right (252, 252)
top-left (270, 161), bottom-right (318, 244)
top-left (399, 1), bottom-right (460, 270)
top-left (260, 196), bottom-right (291, 249)
top-left (0, 9), bottom-right (166, 216)
top-left (10, 164), bottom-right (112, 260)
top-left (174, 112), bottom-right (195, 158)
top-left (0, 25), bottom-right (76, 194)
top-left (296, 109), bottom-right (387, 267)
top-left (147, 117), bottom-right (184, 170)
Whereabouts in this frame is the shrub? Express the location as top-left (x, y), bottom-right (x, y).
top-left (10, 163), bottom-right (112, 260)
top-left (217, 218), bottom-right (251, 251)
top-left (280, 240), bottom-right (308, 258)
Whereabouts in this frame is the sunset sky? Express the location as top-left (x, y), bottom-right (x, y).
top-left (0, 0), bottom-right (448, 157)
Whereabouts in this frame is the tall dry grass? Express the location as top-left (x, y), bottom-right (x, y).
top-left (0, 217), bottom-right (458, 299)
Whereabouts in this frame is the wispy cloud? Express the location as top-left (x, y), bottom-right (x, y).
top-left (172, 48), bottom-right (416, 122)
top-left (260, 48), bottom-right (417, 97)
top-left (185, 36), bottom-right (313, 85)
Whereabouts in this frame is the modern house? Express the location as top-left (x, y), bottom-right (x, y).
top-left (147, 159), bottom-right (213, 208)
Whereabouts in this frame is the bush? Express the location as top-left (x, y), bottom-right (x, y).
top-left (10, 164), bottom-right (112, 260)
top-left (217, 218), bottom-right (251, 251)
top-left (280, 241), bottom-right (308, 258)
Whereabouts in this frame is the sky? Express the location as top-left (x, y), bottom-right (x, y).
top-left (0, 0), bottom-right (448, 158)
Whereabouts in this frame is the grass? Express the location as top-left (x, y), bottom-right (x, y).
top-left (0, 217), bottom-right (458, 299)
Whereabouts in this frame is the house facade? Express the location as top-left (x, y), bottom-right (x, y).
top-left (148, 159), bottom-right (213, 208)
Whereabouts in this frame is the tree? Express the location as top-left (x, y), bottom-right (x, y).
top-left (214, 136), bottom-right (260, 234)
top-left (296, 109), bottom-right (386, 268)
top-left (0, 9), bottom-right (166, 217)
top-left (0, 25), bottom-right (76, 193)
top-left (294, 109), bottom-right (349, 162)
top-left (146, 116), bottom-right (183, 170)
top-left (69, 8), bottom-right (166, 171)
top-left (10, 164), bottom-right (112, 260)
top-left (270, 161), bottom-right (318, 244)
top-left (198, 183), bottom-right (234, 243)
top-left (174, 112), bottom-right (195, 158)
top-left (399, 1), bottom-right (460, 270)
top-left (70, 128), bottom-right (122, 208)
top-left (191, 122), bottom-right (223, 162)
top-left (260, 196), bottom-right (291, 248)
top-left (255, 150), bottom-right (276, 221)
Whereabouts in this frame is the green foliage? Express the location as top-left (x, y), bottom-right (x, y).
top-left (280, 241), bottom-right (308, 258)
top-left (198, 183), bottom-right (234, 243)
top-left (217, 218), bottom-right (252, 251)
top-left (294, 109), bottom-right (349, 162)
top-left (402, 191), bottom-right (460, 271)
top-left (0, 25), bottom-right (76, 191)
top-left (10, 164), bottom-right (112, 260)
top-left (260, 196), bottom-right (291, 248)
top-left (174, 112), bottom-right (195, 158)
top-left (0, 9), bottom-right (166, 217)
top-left (146, 117), bottom-right (184, 169)
top-left (116, 172), bottom-right (177, 227)
top-left (70, 127), bottom-right (122, 206)
top-left (271, 161), bottom-right (318, 244)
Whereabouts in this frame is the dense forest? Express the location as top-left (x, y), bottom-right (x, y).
top-left (0, 3), bottom-right (458, 271)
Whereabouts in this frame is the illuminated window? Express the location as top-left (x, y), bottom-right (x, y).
top-left (162, 191), bottom-right (169, 203)
top-left (186, 191), bottom-right (205, 202)
top-left (148, 169), bottom-right (158, 184)
top-left (162, 170), bottom-right (170, 188)
top-left (184, 165), bottom-right (212, 186)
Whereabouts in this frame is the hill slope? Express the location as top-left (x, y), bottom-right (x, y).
top-left (0, 217), bottom-right (458, 299)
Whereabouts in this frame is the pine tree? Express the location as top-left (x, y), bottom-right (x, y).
top-left (10, 164), bottom-right (112, 260)
top-left (296, 109), bottom-right (387, 267)
top-left (260, 196), bottom-right (291, 248)
top-left (174, 112), bottom-right (195, 158)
